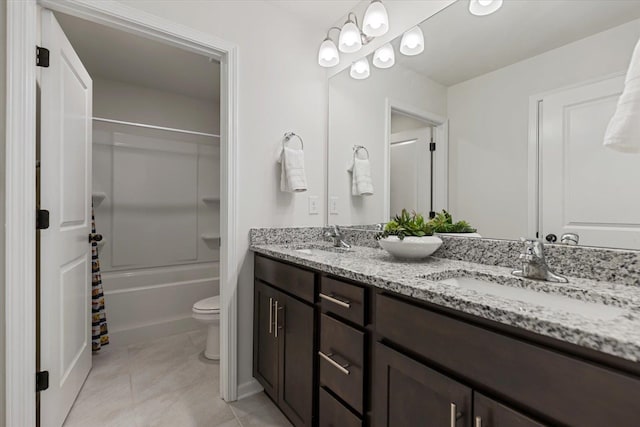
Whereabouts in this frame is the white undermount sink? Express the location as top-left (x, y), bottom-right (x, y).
top-left (437, 276), bottom-right (627, 321)
top-left (295, 244), bottom-right (351, 255)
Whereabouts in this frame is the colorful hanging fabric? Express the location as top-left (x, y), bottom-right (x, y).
top-left (91, 203), bottom-right (109, 351)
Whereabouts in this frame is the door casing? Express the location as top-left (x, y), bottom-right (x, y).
top-left (5, 2), bottom-right (239, 426)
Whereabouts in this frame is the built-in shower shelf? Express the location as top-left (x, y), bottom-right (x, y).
top-left (92, 192), bottom-right (107, 204)
top-left (201, 234), bottom-right (221, 247)
top-left (202, 196), bottom-right (220, 204)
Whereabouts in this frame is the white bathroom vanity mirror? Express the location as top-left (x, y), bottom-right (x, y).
top-left (327, 0), bottom-right (640, 250)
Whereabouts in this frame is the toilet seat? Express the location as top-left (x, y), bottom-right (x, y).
top-left (192, 295), bottom-right (220, 314)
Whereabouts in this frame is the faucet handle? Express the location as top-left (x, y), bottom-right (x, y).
top-left (519, 238), bottom-right (545, 258)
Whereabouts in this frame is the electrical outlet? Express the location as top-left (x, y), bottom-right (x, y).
top-left (308, 196), bottom-right (319, 215)
top-left (329, 197), bottom-right (339, 215)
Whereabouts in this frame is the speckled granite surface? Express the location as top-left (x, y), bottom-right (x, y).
top-left (250, 237), bottom-right (640, 363)
top-left (250, 227), bottom-right (640, 286)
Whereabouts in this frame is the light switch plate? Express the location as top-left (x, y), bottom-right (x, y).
top-left (308, 196), bottom-right (319, 215)
top-left (329, 197), bottom-right (339, 215)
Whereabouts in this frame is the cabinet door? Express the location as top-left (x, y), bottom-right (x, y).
top-left (374, 342), bottom-right (472, 427)
top-left (474, 393), bottom-right (546, 427)
top-left (277, 292), bottom-right (315, 426)
top-left (253, 281), bottom-right (278, 400)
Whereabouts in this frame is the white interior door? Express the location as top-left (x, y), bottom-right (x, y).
top-left (540, 74), bottom-right (640, 249)
top-left (40, 9), bottom-right (93, 427)
top-left (389, 127), bottom-right (432, 217)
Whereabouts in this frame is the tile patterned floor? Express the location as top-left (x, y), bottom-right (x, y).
top-left (63, 329), bottom-right (292, 427)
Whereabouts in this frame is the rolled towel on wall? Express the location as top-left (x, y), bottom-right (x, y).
top-left (348, 145), bottom-right (374, 196)
top-left (604, 37), bottom-right (640, 153)
top-left (278, 133), bottom-right (308, 192)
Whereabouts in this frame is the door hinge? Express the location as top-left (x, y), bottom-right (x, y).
top-left (36, 46), bottom-right (50, 67)
top-left (36, 371), bottom-right (49, 392)
top-left (36, 209), bottom-right (50, 230)
top-left (429, 211), bottom-right (436, 219)
top-left (429, 142), bottom-right (436, 151)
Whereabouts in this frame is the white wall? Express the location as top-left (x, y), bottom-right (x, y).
top-left (93, 77), bottom-right (220, 135)
top-left (119, 0), bottom-right (329, 393)
top-left (447, 19), bottom-right (640, 240)
top-left (329, 63), bottom-right (447, 224)
top-left (0, 1), bottom-right (6, 423)
top-left (92, 77), bottom-right (221, 345)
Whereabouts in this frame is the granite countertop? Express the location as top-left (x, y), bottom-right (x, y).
top-left (250, 242), bottom-right (640, 363)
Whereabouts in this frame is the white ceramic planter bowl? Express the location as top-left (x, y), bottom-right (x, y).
top-left (378, 235), bottom-right (443, 259)
top-left (436, 232), bottom-right (482, 238)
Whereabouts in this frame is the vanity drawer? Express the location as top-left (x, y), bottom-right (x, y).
top-left (319, 387), bottom-right (362, 427)
top-left (319, 313), bottom-right (364, 414)
top-left (376, 293), bottom-right (640, 426)
top-left (254, 255), bottom-right (315, 303)
top-left (319, 277), bottom-right (365, 326)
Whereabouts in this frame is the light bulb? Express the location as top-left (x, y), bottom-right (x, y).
top-left (373, 43), bottom-right (395, 69)
top-left (318, 38), bottom-right (339, 67)
top-left (400, 27), bottom-right (424, 56)
top-left (339, 21), bottom-right (363, 53)
top-left (469, 0), bottom-right (503, 16)
top-left (350, 58), bottom-right (370, 80)
top-left (363, 1), bottom-right (389, 37)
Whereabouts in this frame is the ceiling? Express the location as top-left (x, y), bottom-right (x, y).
top-left (394, 0), bottom-right (640, 87)
top-left (266, 0), bottom-right (361, 31)
top-left (54, 12), bottom-right (220, 102)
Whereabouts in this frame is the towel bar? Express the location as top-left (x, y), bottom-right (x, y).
top-left (353, 145), bottom-right (370, 159)
top-left (283, 132), bottom-right (304, 150)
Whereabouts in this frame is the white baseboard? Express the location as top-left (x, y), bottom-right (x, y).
top-left (236, 378), bottom-right (264, 401)
top-left (108, 316), bottom-right (203, 347)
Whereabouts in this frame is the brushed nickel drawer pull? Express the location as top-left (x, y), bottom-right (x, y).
top-left (318, 351), bottom-right (350, 375)
top-left (319, 293), bottom-right (351, 308)
top-left (268, 297), bottom-right (273, 335)
top-left (450, 403), bottom-right (457, 427)
top-left (475, 416), bottom-right (482, 427)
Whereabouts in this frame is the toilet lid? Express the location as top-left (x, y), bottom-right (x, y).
top-left (193, 296), bottom-right (220, 312)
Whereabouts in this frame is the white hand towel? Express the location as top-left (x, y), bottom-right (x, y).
top-left (604, 37), bottom-right (640, 153)
top-left (279, 146), bottom-right (308, 192)
top-left (347, 157), bottom-right (374, 196)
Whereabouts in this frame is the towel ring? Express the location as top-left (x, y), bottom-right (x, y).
top-left (353, 145), bottom-right (370, 160)
top-left (283, 132), bottom-right (304, 150)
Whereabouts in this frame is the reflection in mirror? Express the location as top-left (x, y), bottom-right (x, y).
top-left (327, 0), bottom-right (640, 249)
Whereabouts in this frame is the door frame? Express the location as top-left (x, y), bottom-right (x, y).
top-left (526, 71), bottom-right (625, 239)
top-left (385, 98), bottom-right (448, 220)
top-left (5, 1), bottom-right (240, 425)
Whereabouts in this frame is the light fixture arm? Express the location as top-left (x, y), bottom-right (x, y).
top-left (345, 12), bottom-right (374, 46)
top-left (325, 26), bottom-right (342, 41)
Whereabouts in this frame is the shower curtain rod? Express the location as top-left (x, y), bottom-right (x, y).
top-left (92, 117), bottom-right (221, 139)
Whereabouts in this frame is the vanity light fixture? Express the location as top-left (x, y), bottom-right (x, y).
top-left (469, 0), bottom-right (503, 16)
top-left (350, 57), bottom-right (371, 80)
top-left (373, 43), bottom-right (395, 69)
top-left (318, 2), bottom-right (388, 67)
top-left (400, 26), bottom-right (424, 56)
top-left (363, 0), bottom-right (389, 37)
top-left (318, 27), bottom-right (341, 67)
top-left (339, 15), bottom-right (364, 53)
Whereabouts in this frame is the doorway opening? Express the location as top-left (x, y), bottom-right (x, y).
top-left (385, 101), bottom-right (449, 221)
top-left (5, 2), bottom-right (239, 426)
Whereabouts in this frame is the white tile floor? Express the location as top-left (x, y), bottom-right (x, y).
top-left (63, 329), bottom-right (292, 427)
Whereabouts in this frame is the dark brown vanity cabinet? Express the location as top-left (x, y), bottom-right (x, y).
top-left (253, 255), bottom-right (640, 427)
top-left (253, 256), bottom-right (315, 427)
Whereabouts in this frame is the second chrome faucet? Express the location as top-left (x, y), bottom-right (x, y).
top-left (512, 239), bottom-right (568, 283)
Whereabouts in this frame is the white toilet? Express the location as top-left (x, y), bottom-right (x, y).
top-left (192, 295), bottom-right (220, 360)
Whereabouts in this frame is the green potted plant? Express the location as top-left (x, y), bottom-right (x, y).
top-left (375, 209), bottom-right (443, 259)
top-left (428, 210), bottom-right (480, 237)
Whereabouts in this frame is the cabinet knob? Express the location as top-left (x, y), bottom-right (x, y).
top-left (545, 233), bottom-right (557, 243)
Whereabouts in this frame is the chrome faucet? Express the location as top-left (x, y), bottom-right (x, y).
top-left (323, 225), bottom-right (351, 249)
top-left (512, 239), bottom-right (568, 283)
